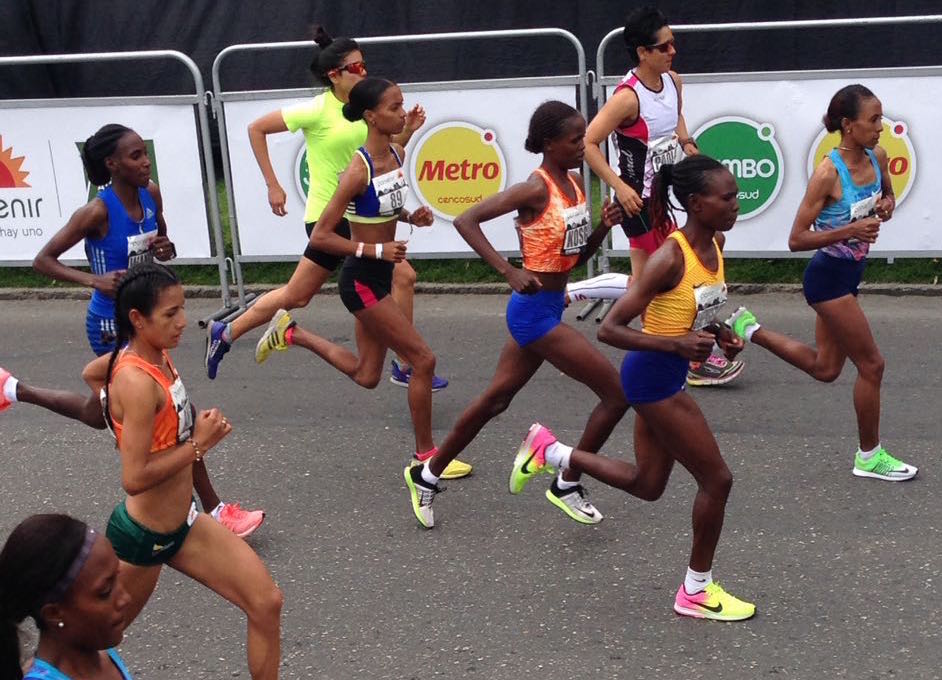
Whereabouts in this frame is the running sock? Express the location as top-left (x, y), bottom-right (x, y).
top-left (565, 273), bottom-right (630, 303)
top-left (857, 443), bottom-right (882, 461)
top-left (420, 462), bottom-right (440, 486)
top-left (221, 323), bottom-right (233, 344)
top-left (684, 567), bottom-right (713, 595)
top-left (284, 326), bottom-right (296, 346)
top-left (210, 502), bottom-right (225, 519)
top-left (3, 376), bottom-right (18, 403)
top-left (544, 442), bottom-right (573, 470)
top-left (555, 470), bottom-right (580, 491)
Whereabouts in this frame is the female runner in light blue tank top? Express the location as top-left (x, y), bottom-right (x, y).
top-left (725, 85), bottom-right (918, 482)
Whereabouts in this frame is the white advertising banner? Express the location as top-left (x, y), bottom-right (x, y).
top-left (223, 85), bottom-right (576, 258)
top-left (0, 104), bottom-right (212, 263)
top-left (607, 72), bottom-right (938, 255)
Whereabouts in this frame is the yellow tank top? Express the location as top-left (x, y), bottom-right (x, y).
top-left (643, 231), bottom-right (727, 337)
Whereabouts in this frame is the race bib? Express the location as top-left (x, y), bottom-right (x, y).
top-left (648, 135), bottom-right (683, 173)
top-left (169, 377), bottom-right (193, 442)
top-left (127, 232), bottom-right (154, 267)
top-left (561, 203), bottom-right (591, 256)
top-left (372, 168), bottom-right (409, 217)
top-left (849, 190), bottom-right (880, 221)
top-left (691, 282), bottom-right (728, 331)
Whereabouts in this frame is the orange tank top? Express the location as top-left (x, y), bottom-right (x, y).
top-left (516, 169), bottom-right (591, 273)
top-left (109, 351), bottom-right (193, 453)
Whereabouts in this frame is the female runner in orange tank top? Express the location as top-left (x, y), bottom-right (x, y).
top-left (101, 263), bottom-right (282, 679)
top-left (403, 101), bottom-right (625, 529)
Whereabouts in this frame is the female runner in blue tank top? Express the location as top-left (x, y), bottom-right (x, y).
top-left (726, 85), bottom-right (917, 482)
top-left (1, 513), bottom-right (134, 679)
top-left (22, 125), bottom-right (265, 535)
top-left (34, 124), bottom-right (174, 357)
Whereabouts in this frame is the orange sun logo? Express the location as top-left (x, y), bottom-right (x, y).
top-left (0, 136), bottom-right (31, 188)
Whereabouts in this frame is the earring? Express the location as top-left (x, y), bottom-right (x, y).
top-left (57, 621), bottom-right (65, 629)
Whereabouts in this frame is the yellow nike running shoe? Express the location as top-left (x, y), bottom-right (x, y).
top-left (673, 581), bottom-right (756, 621)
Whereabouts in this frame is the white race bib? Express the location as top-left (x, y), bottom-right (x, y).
top-left (127, 232), bottom-right (154, 267)
top-left (169, 377), bottom-right (193, 443)
top-left (849, 190), bottom-right (880, 221)
top-left (560, 204), bottom-right (591, 255)
top-left (648, 134), bottom-right (683, 173)
top-left (691, 282), bottom-right (728, 331)
top-left (372, 168), bottom-right (409, 217)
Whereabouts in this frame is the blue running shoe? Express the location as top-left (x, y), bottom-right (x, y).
top-left (389, 359), bottom-right (449, 392)
top-left (205, 321), bottom-right (231, 380)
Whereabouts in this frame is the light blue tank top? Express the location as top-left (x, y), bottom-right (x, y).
top-left (24, 648), bottom-right (133, 679)
top-left (85, 186), bottom-right (159, 318)
top-left (815, 149), bottom-right (882, 261)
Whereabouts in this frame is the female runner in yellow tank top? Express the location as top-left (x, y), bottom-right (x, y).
top-left (510, 154), bottom-right (756, 621)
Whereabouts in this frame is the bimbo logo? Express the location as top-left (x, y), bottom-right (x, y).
top-left (410, 122), bottom-right (506, 220)
top-left (693, 117), bottom-right (784, 220)
top-left (0, 136), bottom-right (30, 188)
top-left (295, 146), bottom-right (310, 202)
top-left (807, 117), bottom-right (915, 205)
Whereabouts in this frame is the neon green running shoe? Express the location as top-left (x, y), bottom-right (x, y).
top-left (509, 423), bottom-right (556, 494)
top-left (725, 306), bottom-right (760, 341)
top-left (255, 309), bottom-right (296, 364)
top-left (673, 581), bottom-right (756, 622)
top-left (403, 464), bottom-right (441, 529)
top-left (853, 447), bottom-right (917, 481)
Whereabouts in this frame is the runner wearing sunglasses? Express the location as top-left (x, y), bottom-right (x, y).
top-left (568, 5), bottom-right (744, 386)
top-left (205, 26), bottom-right (451, 397)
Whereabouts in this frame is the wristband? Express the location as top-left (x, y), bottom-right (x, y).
top-left (374, 243), bottom-right (383, 259)
top-left (679, 137), bottom-right (697, 149)
top-left (187, 437), bottom-right (203, 462)
top-left (355, 242), bottom-right (365, 258)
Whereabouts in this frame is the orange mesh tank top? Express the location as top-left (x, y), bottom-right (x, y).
top-left (516, 169), bottom-right (591, 273)
top-left (109, 351), bottom-right (193, 452)
top-left (643, 231), bottom-right (727, 337)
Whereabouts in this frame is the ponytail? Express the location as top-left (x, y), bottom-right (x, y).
top-left (648, 155), bottom-right (727, 235)
top-left (81, 124), bottom-right (133, 187)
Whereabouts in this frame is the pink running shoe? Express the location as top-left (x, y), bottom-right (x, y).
top-left (673, 582), bottom-right (756, 621)
top-left (0, 368), bottom-right (14, 413)
top-left (215, 503), bottom-right (265, 538)
top-left (509, 423), bottom-right (557, 494)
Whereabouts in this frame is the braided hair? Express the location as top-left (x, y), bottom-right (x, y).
top-left (103, 262), bottom-right (181, 433)
top-left (648, 155), bottom-right (727, 235)
top-left (81, 124), bottom-right (134, 187)
top-left (0, 514), bottom-right (88, 680)
top-left (310, 25), bottom-right (360, 88)
top-left (524, 100), bottom-right (582, 154)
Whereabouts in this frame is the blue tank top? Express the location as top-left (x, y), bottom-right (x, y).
top-left (344, 146), bottom-right (408, 224)
top-left (85, 186), bottom-right (159, 317)
top-left (815, 149), bottom-right (882, 261)
top-left (25, 648), bottom-right (133, 679)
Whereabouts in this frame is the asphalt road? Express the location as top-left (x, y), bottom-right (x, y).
top-left (2, 292), bottom-right (940, 679)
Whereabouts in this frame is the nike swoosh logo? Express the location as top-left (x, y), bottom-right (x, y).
top-left (520, 453), bottom-right (537, 475)
top-left (697, 601), bottom-right (723, 613)
top-left (151, 541), bottom-right (175, 555)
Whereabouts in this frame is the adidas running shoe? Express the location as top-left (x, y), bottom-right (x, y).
top-left (255, 309), bottom-right (295, 364)
top-left (853, 447), bottom-right (918, 481)
top-left (509, 423), bottom-right (556, 494)
top-left (413, 447), bottom-right (472, 480)
top-left (673, 582), bottom-right (756, 621)
top-left (204, 321), bottom-right (231, 380)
